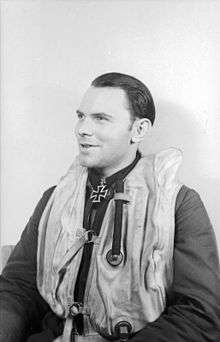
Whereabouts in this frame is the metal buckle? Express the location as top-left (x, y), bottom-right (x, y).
top-left (69, 302), bottom-right (83, 317)
top-left (69, 302), bottom-right (90, 317)
top-left (84, 230), bottom-right (97, 243)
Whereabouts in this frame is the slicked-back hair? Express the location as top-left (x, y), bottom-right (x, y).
top-left (91, 72), bottom-right (155, 125)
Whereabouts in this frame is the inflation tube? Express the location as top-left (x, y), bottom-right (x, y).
top-left (106, 180), bottom-right (127, 266)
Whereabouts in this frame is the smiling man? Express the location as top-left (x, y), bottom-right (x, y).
top-left (76, 86), bottom-right (150, 176)
top-left (0, 73), bottom-right (220, 342)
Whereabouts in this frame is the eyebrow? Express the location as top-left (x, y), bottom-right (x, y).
top-left (76, 110), bottom-right (113, 120)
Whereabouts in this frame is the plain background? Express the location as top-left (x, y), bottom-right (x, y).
top-left (1, 1), bottom-right (220, 253)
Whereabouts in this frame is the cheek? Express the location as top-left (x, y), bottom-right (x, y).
top-left (105, 133), bottom-right (131, 152)
top-left (94, 127), bottom-right (112, 142)
top-left (95, 124), bottom-right (131, 146)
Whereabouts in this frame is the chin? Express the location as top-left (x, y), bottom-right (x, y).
top-left (79, 154), bottom-right (99, 168)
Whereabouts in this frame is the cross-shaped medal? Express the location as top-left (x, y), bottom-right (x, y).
top-left (90, 181), bottom-right (108, 203)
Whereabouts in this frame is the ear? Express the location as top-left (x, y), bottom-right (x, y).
top-left (131, 118), bottom-right (151, 143)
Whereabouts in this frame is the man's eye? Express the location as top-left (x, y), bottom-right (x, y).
top-left (77, 113), bottom-right (84, 120)
top-left (95, 115), bottom-right (107, 121)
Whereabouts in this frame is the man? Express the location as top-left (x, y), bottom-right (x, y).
top-left (0, 72), bottom-right (220, 342)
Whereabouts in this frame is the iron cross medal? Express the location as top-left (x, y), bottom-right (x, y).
top-left (90, 179), bottom-right (108, 203)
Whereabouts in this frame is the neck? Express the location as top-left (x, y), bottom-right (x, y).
top-left (94, 149), bottom-right (138, 178)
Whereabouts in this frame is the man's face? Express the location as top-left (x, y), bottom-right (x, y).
top-left (75, 86), bottom-right (136, 176)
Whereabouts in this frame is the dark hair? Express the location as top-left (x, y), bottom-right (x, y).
top-left (91, 72), bottom-right (155, 125)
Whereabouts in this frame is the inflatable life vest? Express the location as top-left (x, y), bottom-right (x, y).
top-left (37, 148), bottom-right (182, 341)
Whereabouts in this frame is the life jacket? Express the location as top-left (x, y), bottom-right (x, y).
top-left (37, 148), bottom-right (182, 341)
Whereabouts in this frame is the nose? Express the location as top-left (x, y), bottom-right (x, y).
top-left (77, 117), bottom-right (94, 136)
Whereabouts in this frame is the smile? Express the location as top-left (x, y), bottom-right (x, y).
top-left (80, 143), bottom-right (99, 149)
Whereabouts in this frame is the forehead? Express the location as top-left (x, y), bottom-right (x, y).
top-left (79, 86), bottom-right (130, 118)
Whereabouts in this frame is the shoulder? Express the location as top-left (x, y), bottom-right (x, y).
top-left (30, 186), bottom-right (56, 226)
top-left (41, 186), bottom-right (56, 202)
top-left (175, 185), bottom-right (202, 214)
top-left (37, 186), bottom-right (56, 209)
top-left (175, 185), bottom-right (215, 242)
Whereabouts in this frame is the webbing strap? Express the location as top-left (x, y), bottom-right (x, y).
top-left (54, 229), bottom-right (99, 273)
top-left (62, 317), bottom-right (73, 342)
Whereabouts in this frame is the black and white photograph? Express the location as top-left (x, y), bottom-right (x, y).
top-left (0, 1), bottom-right (220, 341)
